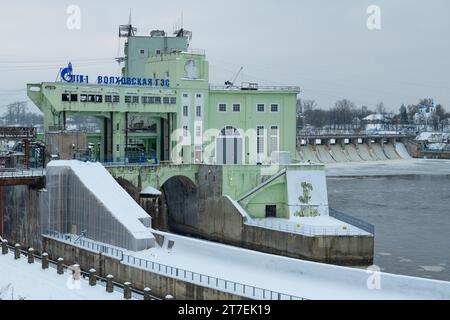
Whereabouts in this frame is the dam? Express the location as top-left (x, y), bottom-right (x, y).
top-left (297, 134), bottom-right (413, 163)
top-left (2, 160), bottom-right (450, 300)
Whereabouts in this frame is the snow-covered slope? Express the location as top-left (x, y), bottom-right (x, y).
top-left (46, 161), bottom-right (155, 251)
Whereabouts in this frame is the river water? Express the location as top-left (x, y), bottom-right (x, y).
top-left (326, 159), bottom-right (450, 281)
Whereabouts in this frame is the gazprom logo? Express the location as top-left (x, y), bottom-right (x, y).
top-left (60, 62), bottom-right (89, 83)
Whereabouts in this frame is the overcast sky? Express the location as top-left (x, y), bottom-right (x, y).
top-left (1, 0), bottom-right (449, 113)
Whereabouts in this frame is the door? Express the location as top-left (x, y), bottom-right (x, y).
top-left (216, 127), bottom-right (242, 165)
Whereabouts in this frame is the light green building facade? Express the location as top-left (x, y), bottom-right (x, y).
top-left (27, 27), bottom-right (300, 165)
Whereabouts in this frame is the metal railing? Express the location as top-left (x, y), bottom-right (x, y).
top-left (2, 241), bottom-right (159, 300)
top-left (0, 168), bottom-right (45, 178)
top-left (44, 231), bottom-right (305, 300)
top-left (245, 216), bottom-right (371, 237)
top-left (329, 208), bottom-right (375, 235)
top-left (209, 85), bottom-right (301, 92)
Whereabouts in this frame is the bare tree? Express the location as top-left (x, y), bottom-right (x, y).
top-left (300, 99), bottom-right (317, 113)
top-left (376, 102), bottom-right (386, 115)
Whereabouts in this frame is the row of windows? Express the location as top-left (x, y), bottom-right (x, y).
top-left (62, 93), bottom-right (176, 105)
top-left (182, 105), bottom-right (203, 117)
top-left (183, 93), bottom-right (203, 98)
top-left (218, 103), bottom-right (279, 113)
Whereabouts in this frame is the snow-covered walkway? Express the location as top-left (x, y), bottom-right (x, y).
top-left (0, 252), bottom-right (124, 300)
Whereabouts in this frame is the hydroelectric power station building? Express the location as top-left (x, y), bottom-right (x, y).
top-left (27, 24), bottom-right (299, 165)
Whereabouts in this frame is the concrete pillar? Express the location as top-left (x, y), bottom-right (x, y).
top-left (143, 287), bottom-right (152, 301)
top-left (57, 257), bottom-right (64, 275)
top-left (106, 274), bottom-right (114, 293)
top-left (14, 244), bottom-right (21, 259)
top-left (72, 264), bottom-right (80, 281)
top-left (89, 269), bottom-right (97, 286)
top-left (41, 252), bottom-right (49, 269)
top-left (123, 282), bottom-right (132, 300)
top-left (1, 240), bottom-right (7, 255)
top-left (165, 294), bottom-right (174, 300)
top-left (28, 248), bottom-right (34, 264)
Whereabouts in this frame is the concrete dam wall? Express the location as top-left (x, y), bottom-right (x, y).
top-left (297, 141), bottom-right (412, 163)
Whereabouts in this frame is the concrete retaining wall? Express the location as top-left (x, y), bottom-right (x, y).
top-left (160, 166), bottom-right (373, 266)
top-left (1, 185), bottom-right (43, 252)
top-left (42, 237), bottom-right (245, 300)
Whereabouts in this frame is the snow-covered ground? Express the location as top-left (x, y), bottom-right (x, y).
top-left (326, 159), bottom-right (450, 177)
top-left (0, 252), bottom-right (124, 300)
top-left (127, 230), bottom-right (450, 300)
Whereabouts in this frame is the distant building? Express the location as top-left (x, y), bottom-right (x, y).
top-left (362, 113), bottom-right (393, 132)
top-left (414, 100), bottom-right (437, 124)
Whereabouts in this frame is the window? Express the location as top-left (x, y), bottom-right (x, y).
top-left (155, 97), bottom-right (161, 104)
top-left (62, 93), bottom-right (78, 102)
top-left (148, 96), bottom-right (155, 104)
top-left (218, 103), bottom-right (227, 112)
top-left (265, 205), bottom-right (277, 218)
top-left (183, 93), bottom-right (189, 98)
top-left (195, 146), bottom-right (202, 163)
top-left (105, 95), bottom-right (112, 103)
top-left (125, 96), bottom-right (132, 103)
top-left (170, 97), bottom-right (177, 104)
top-left (183, 105), bottom-right (189, 117)
top-left (116, 123), bottom-right (120, 131)
top-left (233, 103), bottom-right (241, 112)
top-left (139, 49), bottom-right (145, 55)
top-left (80, 94), bottom-right (88, 102)
top-left (257, 126), bottom-right (265, 154)
top-left (196, 94), bottom-right (202, 98)
top-left (113, 95), bottom-right (120, 103)
top-left (132, 96), bottom-right (139, 104)
top-left (142, 96), bottom-right (148, 104)
top-left (95, 95), bottom-right (103, 103)
top-left (183, 126), bottom-right (189, 137)
top-left (163, 97), bottom-right (170, 104)
top-left (270, 126), bottom-right (279, 154)
top-left (156, 49), bottom-right (161, 55)
top-left (88, 95), bottom-right (96, 103)
top-left (196, 106), bottom-right (202, 117)
top-left (116, 144), bottom-right (120, 152)
top-left (196, 125), bottom-right (201, 137)
top-left (271, 104), bottom-right (279, 112)
top-left (257, 104), bottom-right (265, 112)
top-left (225, 126), bottom-right (235, 137)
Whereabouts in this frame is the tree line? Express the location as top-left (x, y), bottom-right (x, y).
top-left (297, 98), bottom-right (450, 130)
top-left (0, 101), bottom-right (43, 126)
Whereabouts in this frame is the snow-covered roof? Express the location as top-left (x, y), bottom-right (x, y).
top-left (416, 132), bottom-right (450, 142)
top-left (140, 186), bottom-right (162, 196)
top-left (363, 114), bottom-right (390, 121)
